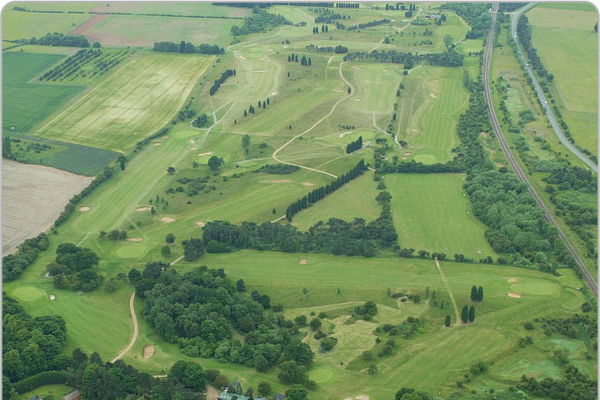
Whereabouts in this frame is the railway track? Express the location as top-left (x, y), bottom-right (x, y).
top-left (483, 3), bottom-right (597, 296)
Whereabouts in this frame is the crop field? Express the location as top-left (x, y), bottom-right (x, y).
top-left (386, 173), bottom-right (496, 259)
top-left (528, 5), bottom-right (598, 155)
top-left (35, 52), bottom-right (213, 151)
top-left (1, 160), bottom-right (92, 254)
top-left (3, 52), bottom-right (85, 133)
top-left (95, 2), bottom-right (251, 17)
top-left (2, 5), bottom-right (91, 40)
top-left (396, 66), bottom-right (469, 164)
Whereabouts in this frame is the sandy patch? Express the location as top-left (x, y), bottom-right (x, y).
top-left (302, 182), bottom-right (315, 186)
top-left (49, 295), bottom-right (56, 301)
top-left (188, 138), bottom-right (196, 144)
top-left (354, 98), bottom-right (361, 102)
top-left (356, 396), bottom-right (370, 400)
top-left (153, 142), bottom-right (162, 146)
top-left (476, 250), bottom-right (483, 254)
top-left (143, 345), bottom-right (155, 359)
top-left (195, 221), bottom-right (206, 227)
top-left (198, 152), bottom-right (213, 157)
top-left (79, 206), bottom-right (91, 212)
top-left (161, 217), bottom-right (175, 223)
top-left (508, 278), bottom-right (518, 283)
top-left (339, 131), bottom-right (352, 138)
top-left (127, 237), bottom-right (143, 242)
top-left (238, 55), bottom-right (247, 60)
top-left (136, 206), bottom-right (151, 212)
top-left (507, 292), bottom-right (522, 298)
top-left (403, 152), bottom-right (413, 156)
top-left (251, 70), bottom-right (265, 73)
top-left (271, 91), bottom-right (278, 96)
top-left (300, 259), bottom-right (308, 265)
top-left (270, 179), bottom-right (291, 183)
top-left (430, 93), bottom-right (438, 99)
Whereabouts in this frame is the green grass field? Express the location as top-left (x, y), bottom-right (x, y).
top-left (35, 52), bottom-right (214, 152)
top-left (386, 173), bottom-right (497, 259)
top-left (528, 5), bottom-right (598, 155)
top-left (396, 66), bottom-right (469, 164)
top-left (2, 4), bottom-right (91, 40)
top-left (3, 52), bottom-right (85, 134)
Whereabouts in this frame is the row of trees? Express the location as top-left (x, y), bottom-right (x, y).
top-left (443, 3), bottom-right (490, 39)
top-left (346, 18), bottom-right (390, 31)
top-left (209, 69), bottom-right (236, 96)
top-left (314, 13), bottom-right (348, 23)
top-left (153, 41), bottom-right (224, 54)
top-left (306, 44), bottom-right (348, 53)
top-left (516, 15), bottom-right (548, 78)
top-left (3, 233), bottom-right (49, 281)
top-left (460, 305), bottom-right (476, 323)
top-left (23, 32), bottom-right (91, 47)
top-left (312, 24), bottom-right (329, 33)
top-left (231, 8), bottom-right (291, 36)
top-left (285, 159), bottom-right (367, 220)
top-left (243, 97), bottom-right (271, 116)
top-left (38, 49), bottom-right (102, 81)
top-left (345, 136), bottom-right (363, 153)
top-left (470, 285), bottom-right (484, 302)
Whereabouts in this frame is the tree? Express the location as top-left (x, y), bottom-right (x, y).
top-left (470, 285), bottom-right (477, 301)
top-left (309, 318), bottom-right (321, 331)
top-left (443, 34), bottom-right (454, 49)
top-left (595, 22), bottom-right (598, 33)
top-left (165, 233), bottom-right (175, 244)
top-left (444, 315), bottom-right (451, 327)
top-left (368, 364), bottom-right (378, 375)
top-left (286, 386), bottom-right (308, 400)
top-left (161, 246), bottom-right (171, 258)
top-left (207, 155), bottom-right (224, 171)
top-left (183, 238), bottom-right (204, 261)
top-left (277, 361), bottom-right (307, 384)
top-left (236, 279), bottom-right (246, 292)
top-left (168, 360), bottom-right (206, 390)
top-left (258, 382), bottom-right (272, 397)
top-left (376, 191), bottom-right (392, 204)
top-left (476, 286), bottom-right (483, 301)
top-left (468, 306), bottom-right (475, 322)
top-left (461, 305), bottom-right (469, 323)
top-left (242, 135), bottom-right (251, 154)
top-left (294, 315), bottom-right (307, 327)
top-left (167, 167), bottom-right (176, 175)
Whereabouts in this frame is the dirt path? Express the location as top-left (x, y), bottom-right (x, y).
top-left (434, 258), bottom-right (461, 326)
top-left (206, 385), bottom-right (220, 400)
top-left (170, 255), bottom-right (185, 265)
top-left (111, 292), bottom-right (138, 363)
top-left (271, 214), bottom-right (286, 223)
top-left (372, 112), bottom-right (401, 149)
top-left (271, 59), bottom-right (355, 179)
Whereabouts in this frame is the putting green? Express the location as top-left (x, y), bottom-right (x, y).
top-left (309, 366), bottom-right (334, 384)
top-left (114, 243), bottom-right (150, 259)
top-left (11, 286), bottom-right (46, 302)
top-left (511, 281), bottom-right (560, 296)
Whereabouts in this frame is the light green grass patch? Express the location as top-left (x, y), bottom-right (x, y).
top-left (17, 384), bottom-right (75, 400)
top-left (113, 242), bottom-right (151, 258)
top-left (2, 5), bottom-right (90, 40)
top-left (386, 173), bottom-right (496, 259)
top-left (12, 286), bottom-right (46, 302)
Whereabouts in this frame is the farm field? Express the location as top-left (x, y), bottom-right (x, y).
top-left (1, 4), bottom-right (91, 40)
top-left (3, 51), bottom-right (85, 134)
top-left (527, 5), bottom-right (598, 155)
top-left (35, 52), bottom-right (214, 152)
top-left (386, 173), bottom-right (497, 259)
top-left (1, 160), bottom-right (92, 254)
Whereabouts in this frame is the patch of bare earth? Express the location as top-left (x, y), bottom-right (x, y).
top-left (206, 386), bottom-right (219, 400)
top-left (195, 221), bottom-right (206, 227)
top-left (507, 292), bottom-right (522, 298)
top-left (508, 278), bottom-right (518, 283)
top-left (302, 182), bottom-right (315, 186)
top-left (300, 259), bottom-right (308, 264)
top-left (136, 206), bottom-right (151, 211)
top-left (143, 345), bottom-right (155, 359)
top-left (79, 206), bottom-right (91, 212)
top-left (2, 160), bottom-right (93, 254)
top-left (161, 217), bottom-right (175, 223)
top-left (69, 13), bottom-right (109, 35)
top-left (127, 237), bottom-right (143, 242)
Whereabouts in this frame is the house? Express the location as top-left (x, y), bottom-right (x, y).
top-left (228, 381), bottom-right (243, 394)
top-left (274, 394), bottom-right (286, 400)
top-left (61, 391), bottom-right (81, 400)
top-left (217, 392), bottom-right (250, 400)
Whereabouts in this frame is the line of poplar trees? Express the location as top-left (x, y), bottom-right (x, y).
top-left (346, 136), bottom-right (363, 153)
top-left (286, 159), bottom-right (367, 221)
top-left (210, 69), bottom-right (236, 96)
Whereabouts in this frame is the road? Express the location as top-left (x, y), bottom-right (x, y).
top-left (483, 3), bottom-right (597, 296)
top-left (509, 3), bottom-right (597, 172)
top-left (110, 292), bottom-right (139, 362)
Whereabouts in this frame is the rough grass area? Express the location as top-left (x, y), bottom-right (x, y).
top-left (3, 52), bottom-right (85, 134)
top-left (528, 5), bottom-right (598, 155)
top-left (386, 173), bottom-right (496, 259)
top-left (35, 52), bottom-right (213, 152)
top-left (2, 4), bottom-right (91, 40)
top-left (2, 160), bottom-right (93, 253)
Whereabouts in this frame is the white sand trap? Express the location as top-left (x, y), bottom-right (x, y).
top-left (136, 206), bottom-right (151, 212)
top-left (402, 156), bottom-right (408, 160)
top-left (356, 396), bottom-right (370, 400)
top-left (198, 152), bottom-right (213, 157)
top-left (333, 89), bottom-right (345, 92)
top-left (300, 259), bottom-right (308, 265)
top-left (127, 237), bottom-right (143, 242)
top-left (188, 138), bottom-right (196, 144)
top-left (79, 206), bottom-right (91, 212)
top-left (252, 70), bottom-right (265, 73)
top-left (382, 69), bottom-right (389, 72)
top-left (143, 344), bottom-right (155, 359)
top-left (508, 278), bottom-right (518, 283)
top-left (195, 221), bottom-right (206, 227)
top-left (272, 91), bottom-right (278, 96)
top-left (302, 182), bottom-right (315, 186)
top-left (339, 131), bottom-right (352, 138)
top-left (403, 152), bottom-right (413, 156)
top-left (344, 398), bottom-right (353, 400)
top-left (270, 179), bottom-right (291, 183)
top-left (49, 295), bottom-right (56, 301)
top-left (430, 93), bottom-right (438, 99)
top-left (354, 98), bottom-right (361, 102)
top-left (239, 55), bottom-right (247, 60)
top-left (153, 142), bottom-right (162, 146)
top-left (476, 250), bottom-right (483, 254)
top-left (161, 217), bottom-right (175, 223)
top-left (507, 292), bottom-right (522, 298)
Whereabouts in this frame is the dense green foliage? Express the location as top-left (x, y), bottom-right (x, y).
top-left (130, 264), bottom-right (314, 373)
top-left (517, 365), bottom-right (596, 400)
top-left (345, 136), bottom-right (363, 153)
top-left (24, 32), bottom-right (90, 47)
top-left (231, 7), bottom-right (291, 36)
top-left (47, 243), bottom-right (103, 291)
top-left (443, 3), bottom-right (490, 39)
top-left (210, 69), bottom-right (236, 95)
top-left (2, 233), bottom-right (49, 281)
top-left (254, 164), bottom-right (299, 174)
top-left (344, 49), bottom-right (463, 68)
top-left (517, 15), bottom-right (548, 78)
top-left (153, 41), bottom-right (225, 54)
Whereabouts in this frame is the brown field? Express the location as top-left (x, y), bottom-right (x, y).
top-left (1, 160), bottom-right (93, 253)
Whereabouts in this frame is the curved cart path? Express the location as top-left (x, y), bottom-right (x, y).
top-left (111, 292), bottom-right (139, 363)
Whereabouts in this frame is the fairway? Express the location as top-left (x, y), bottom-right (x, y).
top-left (397, 66), bottom-right (469, 163)
top-left (528, 5), bottom-right (598, 154)
top-left (3, 52), bottom-right (85, 133)
top-left (36, 52), bottom-right (214, 151)
top-left (386, 173), bottom-right (496, 259)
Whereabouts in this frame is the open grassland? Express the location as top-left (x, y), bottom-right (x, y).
top-left (346, 63), bottom-right (403, 115)
top-left (397, 66), bottom-right (469, 164)
top-left (528, 5), bottom-right (598, 155)
top-left (1, 160), bottom-right (92, 253)
top-left (2, 5), bottom-right (90, 40)
top-left (84, 14), bottom-right (238, 48)
top-left (3, 52), bottom-right (85, 134)
top-left (538, 2), bottom-right (597, 11)
top-left (36, 52), bottom-right (213, 152)
top-left (292, 170), bottom-right (380, 231)
top-left (386, 173), bottom-right (496, 259)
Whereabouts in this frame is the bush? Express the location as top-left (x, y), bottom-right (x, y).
top-left (205, 240), bottom-right (232, 253)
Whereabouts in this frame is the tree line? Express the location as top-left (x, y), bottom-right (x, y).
top-left (231, 7), bottom-right (291, 36)
top-left (3, 233), bottom-right (49, 282)
top-left (153, 41), bottom-right (224, 54)
top-left (21, 32), bottom-right (91, 47)
top-left (346, 18), bottom-right (390, 31)
top-left (306, 44), bottom-right (348, 53)
top-left (210, 68), bottom-right (236, 96)
top-left (286, 159), bottom-right (367, 221)
top-left (345, 136), bottom-right (363, 153)
top-left (344, 48), bottom-right (463, 68)
top-left (314, 13), bottom-right (349, 23)
top-left (442, 3), bottom-right (490, 39)
top-left (47, 243), bottom-right (103, 291)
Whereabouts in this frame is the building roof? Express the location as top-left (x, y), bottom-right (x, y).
top-left (218, 392), bottom-right (250, 400)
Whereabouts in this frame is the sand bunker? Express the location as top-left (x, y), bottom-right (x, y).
top-left (161, 135), bottom-right (168, 139)
top-left (476, 250), bottom-right (483, 254)
top-left (302, 182), bottom-right (315, 186)
top-left (127, 237), bottom-right (143, 242)
top-left (508, 278), bottom-right (518, 283)
top-left (49, 295), bottom-right (56, 301)
top-left (402, 156), bottom-right (408, 160)
top-left (339, 131), bottom-right (352, 138)
top-left (195, 221), bottom-right (206, 227)
top-left (430, 93), bottom-right (438, 99)
top-left (136, 206), bottom-right (151, 212)
top-left (300, 259), bottom-right (308, 265)
top-left (143, 345), bottom-right (155, 359)
top-left (354, 98), bottom-right (361, 102)
top-left (153, 142), bottom-right (162, 146)
top-left (403, 152), bottom-right (413, 156)
top-left (198, 152), bottom-right (213, 157)
top-left (356, 396), bottom-right (370, 400)
top-left (79, 206), bottom-right (91, 212)
top-left (270, 179), bottom-right (291, 183)
top-left (161, 217), bottom-right (175, 223)
top-left (507, 292), bottom-right (522, 298)
top-left (188, 138), bottom-right (196, 144)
